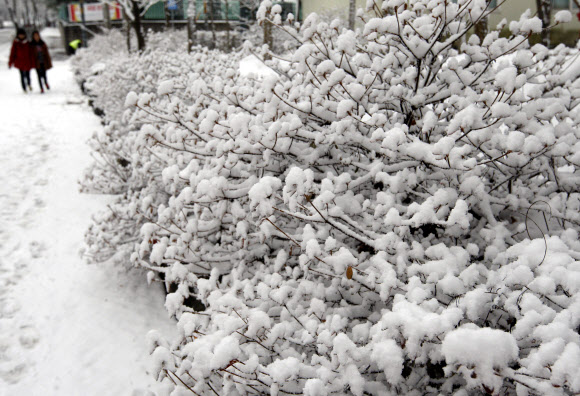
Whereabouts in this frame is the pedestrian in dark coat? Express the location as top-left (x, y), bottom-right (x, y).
top-left (30, 31), bottom-right (52, 93)
top-left (8, 28), bottom-right (34, 93)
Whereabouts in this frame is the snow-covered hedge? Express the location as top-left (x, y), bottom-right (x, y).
top-left (78, 1), bottom-right (580, 394)
top-left (75, 31), bottom-right (244, 263)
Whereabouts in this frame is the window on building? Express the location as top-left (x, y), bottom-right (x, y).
top-left (450, 0), bottom-right (497, 8)
top-left (552, 0), bottom-right (579, 10)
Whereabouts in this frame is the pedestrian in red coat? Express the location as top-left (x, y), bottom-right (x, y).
top-left (8, 28), bottom-right (34, 93)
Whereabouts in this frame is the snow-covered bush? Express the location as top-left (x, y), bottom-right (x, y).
top-left (71, 30), bottom-right (128, 87)
top-left (75, 31), bottom-right (244, 263)
top-left (81, 1), bottom-right (580, 394)
top-left (239, 19), bottom-right (298, 54)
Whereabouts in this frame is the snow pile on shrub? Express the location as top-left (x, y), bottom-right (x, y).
top-left (79, 1), bottom-right (580, 394)
top-left (73, 30), bottom-right (244, 263)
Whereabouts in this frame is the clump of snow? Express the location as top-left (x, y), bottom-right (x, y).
top-left (125, 91), bottom-right (138, 107)
top-left (442, 327), bottom-right (518, 369)
top-left (157, 79), bottom-right (174, 96)
top-left (370, 340), bottom-right (404, 385)
top-left (239, 55), bottom-right (278, 78)
top-left (443, 327), bottom-right (519, 392)
top-left (554, 10), bottom-right (572, 24)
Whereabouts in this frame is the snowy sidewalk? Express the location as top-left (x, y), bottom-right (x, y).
top-left (0, 60), bottom-right (173, 396)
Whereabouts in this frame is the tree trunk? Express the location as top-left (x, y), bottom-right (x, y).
top-left (30, 0), bottom-right (39, 29)
top-left (474, 15), bottom-right (488, 43)
top-left (348, 0), bottom-right (356, 30)
top-left (132, 0), bottom-right (145, 52)
top-left (123, 7), bottom-right (131, 52)
top-left (187, 15), bottom-right (195, 53)
top-left (225, 0), bottom-right (230, 51)
top-left (208, 0), bottom-right (216, 50)
top-left (164, 0), bottom-right (170, 28)
top-left (263, 3), bottom-right (272, 59)
top-left (103, 1), bottom-right (111, 30)
top-left (536, 0), bottom-right (551, 47)
top-left (23, 0), bottom-right (31, 26)
top-left (186, 0), bottom-right (195, 53)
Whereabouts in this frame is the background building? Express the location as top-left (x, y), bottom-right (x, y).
top-left (52, 0), bottom-right (580, 49)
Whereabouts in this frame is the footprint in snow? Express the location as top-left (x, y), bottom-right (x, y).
top-left (29, 241), bottom-right (46, 259)
top-left (0, 299), bottom-right (20, 318)
top-left (33, 198), bottom-right (45, 208)
top-left (0, 362), bottom-right (27, 384)
top-left (18, 326), bottom-right (40, 349)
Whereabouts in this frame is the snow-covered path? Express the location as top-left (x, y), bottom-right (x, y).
top-left (0, 58), bottom-right (174, 396)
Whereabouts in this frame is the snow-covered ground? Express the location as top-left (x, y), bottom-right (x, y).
top-left (0, 47), bottom-right (174, 395)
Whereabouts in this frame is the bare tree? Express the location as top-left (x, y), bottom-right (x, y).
top-left (3, 0), bottom-right (49, 29)
top-left (111, 0), bottom-right (158, 51)
top-left (3, 0), bottom-right (18, 28)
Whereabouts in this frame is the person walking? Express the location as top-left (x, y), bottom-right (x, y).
top-left (8, 28), bottom-right (34, 93)
top-left (30, 31), bottom-right (52, 94)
